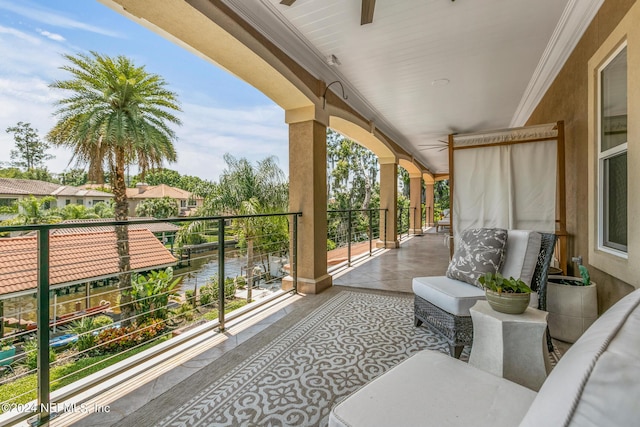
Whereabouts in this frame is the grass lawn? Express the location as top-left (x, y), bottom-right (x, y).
top-left (203, 299), bottom-right (248, 321)
top-left (0, 337), bottom-right (167, 411)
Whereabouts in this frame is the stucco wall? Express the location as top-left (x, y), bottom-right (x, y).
top-left (526, 0), bottom-right (637, 311)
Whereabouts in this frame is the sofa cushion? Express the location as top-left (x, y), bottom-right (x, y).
top-left (329, 350), bottom-right (536, 427)
top-left (446, 228), bottom-right (508, 287)
top-left (413, 276), bottom-right (486, 316)
top-left (519, 288), bottom-right (640, 427)
top-left (501, 230), bottom-right (541, 286)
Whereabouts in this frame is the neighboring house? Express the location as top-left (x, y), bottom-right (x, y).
top-left (0, 228), bottom-right (177, 301)
top-left (0, 178), bottom-right (113, 212)
top-left (126, 183), bottom-right (203, 217)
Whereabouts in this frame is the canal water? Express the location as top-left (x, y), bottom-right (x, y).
top-left (1, 250), bottom-right (288, 329)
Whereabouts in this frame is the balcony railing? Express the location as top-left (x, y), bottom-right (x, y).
top-left (0, 212), bottom-right (300, 426)
top-left (397, 206), bottom-right (412, 239)
top-left (327, 209), bottom-right (386, 271)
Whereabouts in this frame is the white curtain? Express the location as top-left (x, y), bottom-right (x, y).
top-left (452, 138), bottom-right (557, 247)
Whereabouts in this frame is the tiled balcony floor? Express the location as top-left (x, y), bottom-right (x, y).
top-left (54, 231), bottom-right (450, 427)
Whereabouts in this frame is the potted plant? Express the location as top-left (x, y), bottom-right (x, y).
top-left (479, 272), bottom-right (531, 314)
top-left (0, 339), bottom-right (16, 367)
top-left (547, 263), bottom-right (597, 343)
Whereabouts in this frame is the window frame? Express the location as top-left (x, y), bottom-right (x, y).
top-left (596, 42), bottom-right (628, 258)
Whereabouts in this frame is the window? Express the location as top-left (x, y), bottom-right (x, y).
top-left (180, 200), bottom-right (187, 208)
top-left (93, 200), bottom-right (102, 206)
top-left (76, 199), bottom-right (83, 205)
top-left (0, 198), bottom-right (17, 207)
top-left (598, 44), bottom-right (627, 254)
top-left (65, 199), bottom-right (71, 205)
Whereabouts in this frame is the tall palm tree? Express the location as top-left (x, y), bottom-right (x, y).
top-left (178, 154), bottom-right (288, 301)
top-left (47, 51), bottom-right (181, 325)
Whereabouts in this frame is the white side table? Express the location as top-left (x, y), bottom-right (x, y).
top-left (469, 300), bottom-right (551, 391)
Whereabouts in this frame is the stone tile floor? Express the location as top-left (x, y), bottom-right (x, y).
top-left (47, 229), bottom-right (570, 427)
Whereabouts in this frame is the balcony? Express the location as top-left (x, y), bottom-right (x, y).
top-left (0, 211), bottom-right (452, 426)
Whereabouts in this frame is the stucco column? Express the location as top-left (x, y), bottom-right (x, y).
top-left (282, 108), bottom-right (332, 294)
top-left (423, 174), bottom-right (435, 227)
top-left (377, 161), bottom-right (399, 248)
top-left (409, 174), bottom-right (423, 235)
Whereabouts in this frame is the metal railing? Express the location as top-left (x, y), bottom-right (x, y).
top-left (327, 209), bottom-right (386, 270)
top-left (397, 206), bottom-right (412, 239)
top-left (0, 212), bottom-right (300, 426)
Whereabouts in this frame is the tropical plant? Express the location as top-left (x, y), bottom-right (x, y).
top-left (0, 339), bottom-right (14, 352)
top-left (69, 317), bottom-right (97, 353)
top-left (135, 196), bottom-right (179, 218)
top-left (4, 195), bottom-right (61, 225)
top-left (92, 201), bottom-right (115, 218)
top-left (124, 267), bottom-right (182, 322)
top-left (48, 51), bottom-right (182, 325)
top-left (22, 339), bottom-right (56, 370)
top-left (178, 154), bottom-right (288, 301)
top-left (478, 273), bottom-right (531, 294)
top-left (205, 276), bottom-right (237, 301)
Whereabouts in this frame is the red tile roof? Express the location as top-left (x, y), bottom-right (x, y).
top-left (54, 218), bottom-right (181, 234)
top-left (0, 229), bottom-right (177, 297)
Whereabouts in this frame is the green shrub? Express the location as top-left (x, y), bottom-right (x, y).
top-left (199, 285), bottom-right (214, 306)
top-left (95, 318), bottom-right (166, 353)
top-left (327, 239), bottom-right (337, 251)
top-left (93, 315), bottom-right (114, 329)
top-left (185, 289), bottom-right (196, 306)
top-left (234, 275), bottom-right (247, 290)
top-left (206, 276), bottom-right (237, 300)
top-left (21, 339), bottom-right (55, 370)
top-left (69, 317), bottom-right (97, 353)
top-left (177, 303), bottom-right (194, 321)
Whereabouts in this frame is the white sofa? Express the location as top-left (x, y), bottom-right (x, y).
top-left (329, 287), bottom-right (640, 427)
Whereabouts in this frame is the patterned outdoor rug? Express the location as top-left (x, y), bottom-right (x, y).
top-left (156, 291), bottom-right (559, 427)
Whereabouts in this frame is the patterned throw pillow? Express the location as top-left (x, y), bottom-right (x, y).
top-left (446, 228), bottom-right (508, 287)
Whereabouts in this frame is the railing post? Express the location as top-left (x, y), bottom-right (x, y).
top-left (37, 228), bottom-right (51, 425)
top-left (368, 209), bottom-right (373, 256)
top-left (347, 209), bottom-right (352, 267)
top-left (383, 209), bottom-right (388, 246)
top-left (217, 219), bottom-right (225, 332)
top-left (293, 213), bottom-right (299, 293)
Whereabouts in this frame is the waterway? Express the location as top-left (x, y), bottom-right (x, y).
top-left (1, 249), bottom-right (288, 330)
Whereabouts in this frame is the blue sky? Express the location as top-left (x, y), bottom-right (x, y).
top-left (0, 0), bottom-right (289, 181)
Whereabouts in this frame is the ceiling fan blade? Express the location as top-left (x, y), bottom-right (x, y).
top-left (280, 0), bottom-right (296, 6)
top-left (361, 0), bottom-right (376, 25)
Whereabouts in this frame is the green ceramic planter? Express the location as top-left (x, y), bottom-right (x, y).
top-left (485, 289), bottom-right (530, 314)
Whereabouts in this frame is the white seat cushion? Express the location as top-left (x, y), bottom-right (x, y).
top-left (413, 276), bottom-right (485, 316)
top-left (329, 350), bottom-right (536, 427)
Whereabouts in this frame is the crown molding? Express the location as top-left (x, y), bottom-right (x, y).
top-left (510, 0), bottom-right (604, 126)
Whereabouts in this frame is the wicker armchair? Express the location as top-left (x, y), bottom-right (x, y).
top-left (414, 232), bottom-right (556, 358)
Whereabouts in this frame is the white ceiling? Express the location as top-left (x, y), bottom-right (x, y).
top-left (224, 0), bottom-right (603, 174)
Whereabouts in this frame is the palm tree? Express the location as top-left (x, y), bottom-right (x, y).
top-left (179, 154), bottom-right (288, 301)
top-left (47, 51), bottom-right (181, 325)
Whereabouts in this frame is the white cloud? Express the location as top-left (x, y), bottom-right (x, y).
top-left (0, 10), bottom-right (290, 182)
top-left (172, 102), bottom-right (289, 180)
top-left (37, 29), bottom-right (65, 42)
top-left (0, 0), bottom-right (123, 38)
